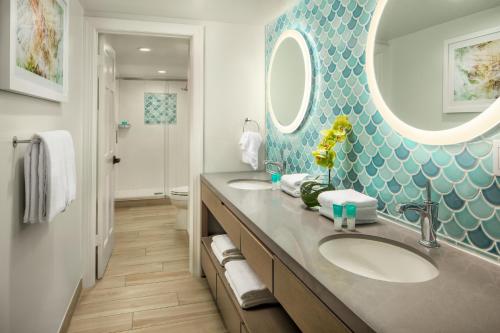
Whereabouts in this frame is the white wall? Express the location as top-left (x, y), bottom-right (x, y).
top-left (0, 1), bottom-right (84, 332)
top-left (379, 6), bottom-right (500, 130)
top-left (116, 80), bottom-right (189, 199)
top-left (203, 22), bottom-right (266, 172)
top-left (85, 13), bottom-right (266, 173)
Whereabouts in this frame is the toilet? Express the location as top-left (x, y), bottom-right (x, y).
top-left (170, 186), bottom-right (189, 230)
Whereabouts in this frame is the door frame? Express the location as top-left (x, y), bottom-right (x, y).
top-left (81, 17), bottom-right (205, 288)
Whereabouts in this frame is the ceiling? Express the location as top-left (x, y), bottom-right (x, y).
top-left (377, 0), bottom-right (500, 41)
top-left (80, 0), bottom-right (297, 25)
top-left (105, 34), bottom-right (190, 79)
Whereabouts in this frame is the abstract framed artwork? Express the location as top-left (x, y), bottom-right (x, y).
top-left (443, 27), bottom-right (500, 114)
top-left (0, 0), bottom-right (69, 102)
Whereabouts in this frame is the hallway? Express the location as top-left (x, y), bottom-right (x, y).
top-left (68, 204), bottom-right (225, 333)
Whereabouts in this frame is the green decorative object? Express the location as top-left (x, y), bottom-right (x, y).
top-left (300, 180), bottom-right (334, 208)
top-left (300, 115), bottom-right (351, 208)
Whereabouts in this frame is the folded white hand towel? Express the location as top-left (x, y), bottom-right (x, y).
top-left (318, 189), bottom-right (377, 209)
top-left (211, 241), bottom-right (243, 266)
top-left (319, 206), bottom-right (377, 225)
top-left (225, 271), bottom-right (276, 309)
top-left (239, 131), bottom-right (262, 170)
top-left (225, 260), bottom-right (269, 296)
top-left (212, 234), bottom-right (239, 256)
top-left (280, 173), bottom-right (309, 188)
top-left (280, 183), bottom-right (301, 198)
top-left (24, 130), bottom-right (76, 223)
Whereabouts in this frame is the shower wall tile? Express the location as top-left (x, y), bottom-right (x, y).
top-left (265, 0), bottom-right (500, 260)
top-left (144, 93), bottom-right (177, 124)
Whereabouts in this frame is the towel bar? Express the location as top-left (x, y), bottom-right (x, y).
top-left (12, 136), bottom-right (40, 148)
top-left (243, 118), bottom-right (260, 133)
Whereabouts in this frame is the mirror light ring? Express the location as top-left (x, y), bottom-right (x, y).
top-left (366, 0), bottom-right (500, 145)
top-left (267, 29), bottom-right (313, 134)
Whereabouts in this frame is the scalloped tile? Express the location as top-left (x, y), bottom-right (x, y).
top-left (266, 0), bottom-right (500, 260)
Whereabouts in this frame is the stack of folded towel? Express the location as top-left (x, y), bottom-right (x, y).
top-left (318, 189), bottom-right (378, 224)
top-left (225, 260), bottom-right (277, 309)
top-left (280, 173), bottom-right (310, 197)
top-left (210, 234), bottom-right (244, 266)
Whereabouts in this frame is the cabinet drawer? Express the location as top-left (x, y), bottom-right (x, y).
top-left (240, 225), bottom-right (273, 291)
top-left (202, 184), bottom-right (241, 247)
top-left (217, 275), bottom-right (241, 333)
top-left (274, 260), bottom-right (351, 333)
top-left (201, 244), bottom-right (217, 299)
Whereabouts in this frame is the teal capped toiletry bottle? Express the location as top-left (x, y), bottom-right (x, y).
top-left (332, 204), bottom-right (343, 231)
top-left (346, 204), bottom-right (357, 231)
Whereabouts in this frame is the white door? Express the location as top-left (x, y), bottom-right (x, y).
top-left (97, 36), bottom-right (118, 279)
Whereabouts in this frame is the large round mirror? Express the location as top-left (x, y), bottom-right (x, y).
top-left (268, 30), bottom-right (312, 134)
top-left (367, 0), bottom-right (500, 145)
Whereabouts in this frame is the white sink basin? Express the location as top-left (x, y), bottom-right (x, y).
top-left (319, 235), bottom-right (439, 283)
top-left (227, 179), bottom-right (272, 190)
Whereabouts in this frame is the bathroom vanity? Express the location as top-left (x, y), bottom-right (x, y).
top-left (200, 172), bottom-right (500, 333)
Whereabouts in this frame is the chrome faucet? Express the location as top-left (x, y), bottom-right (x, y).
top-left (398, 181), bottom-right (440, 248)
top-left (265, 160), bottom-right (286, 175)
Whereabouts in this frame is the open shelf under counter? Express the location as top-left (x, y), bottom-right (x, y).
top-left (200, 237), bottom-right (299, 333)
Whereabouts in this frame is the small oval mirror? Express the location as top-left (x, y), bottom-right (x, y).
top-left (268, 30), bottom-right (312, 133)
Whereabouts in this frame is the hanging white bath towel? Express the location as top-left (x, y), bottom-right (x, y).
top-left (24, 130), bottom-right (76, 223)
top-left (239, 131), bottom-right (262, 170)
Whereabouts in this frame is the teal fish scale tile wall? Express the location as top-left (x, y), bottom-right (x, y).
top-left (144, 93), bottom-right (177, 124)
top-left (265, 0), bottom-right (500, 259)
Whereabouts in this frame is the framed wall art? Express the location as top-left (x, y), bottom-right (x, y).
top-left (443, 27), bottom-right (500, 114)
top-left (0, 0), bottom-right (69, 101)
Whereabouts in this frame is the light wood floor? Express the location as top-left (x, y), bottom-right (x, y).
top-left (68, 204), bottom-right (226, 333)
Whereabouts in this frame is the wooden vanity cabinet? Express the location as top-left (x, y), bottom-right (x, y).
top-left (201, 183), bottom-right (241, 246)
top-left (217, 275), bottom-right (242, 333)
top-left (274, 259), bottom-right (351, 333)
top-left (201, 182), bottom-right (354, 333)
top-left (240, 225), bottom-right (274, 292)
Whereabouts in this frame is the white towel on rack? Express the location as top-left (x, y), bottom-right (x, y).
top-left (239, 131), bottom-right (262, 170)
top-left (24, 130), bottom-right (76, 223)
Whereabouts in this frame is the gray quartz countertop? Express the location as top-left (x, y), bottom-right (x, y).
top-left (201, 172), bottom-right (500, 333)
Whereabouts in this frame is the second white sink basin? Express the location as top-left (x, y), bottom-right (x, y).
top-left (227, 179), bottom-right (272, 190)
top-left (319, 235), bottom-right (439, 283)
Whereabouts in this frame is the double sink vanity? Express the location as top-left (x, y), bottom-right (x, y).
top-left (200, 172), bottom-right (500, 333)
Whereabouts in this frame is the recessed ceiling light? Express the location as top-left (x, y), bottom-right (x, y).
top-left (138, 47), bottom-right (151, 52)
top-left (157, 70), bottom-right (167, 74)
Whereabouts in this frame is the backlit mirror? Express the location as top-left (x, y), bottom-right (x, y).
top-left (367, 0), bottom-right (500, 145)
top-left (268, 30), bottom-right (312, 134)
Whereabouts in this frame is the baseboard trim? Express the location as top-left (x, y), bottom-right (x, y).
top-left (58, 279), bottom-right (82, 333)
top-left (115, 197), bottom-right (171, 208)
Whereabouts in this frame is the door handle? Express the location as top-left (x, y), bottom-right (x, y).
top-left (113, 156), bottom-right (121, 164)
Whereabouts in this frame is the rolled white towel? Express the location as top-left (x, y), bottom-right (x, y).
top-left (280, 183), bottom-right (301, 198)
top-left (280, 173), bottom-right (309, 188)
top-left (212, 234), bottom-right (239, 256)
top-left (211, 241), bottom-right (243, 266)
top-left (318, 189), bottom-right (377, 209)
top-left (319, 206), bottom-right (377, 225)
